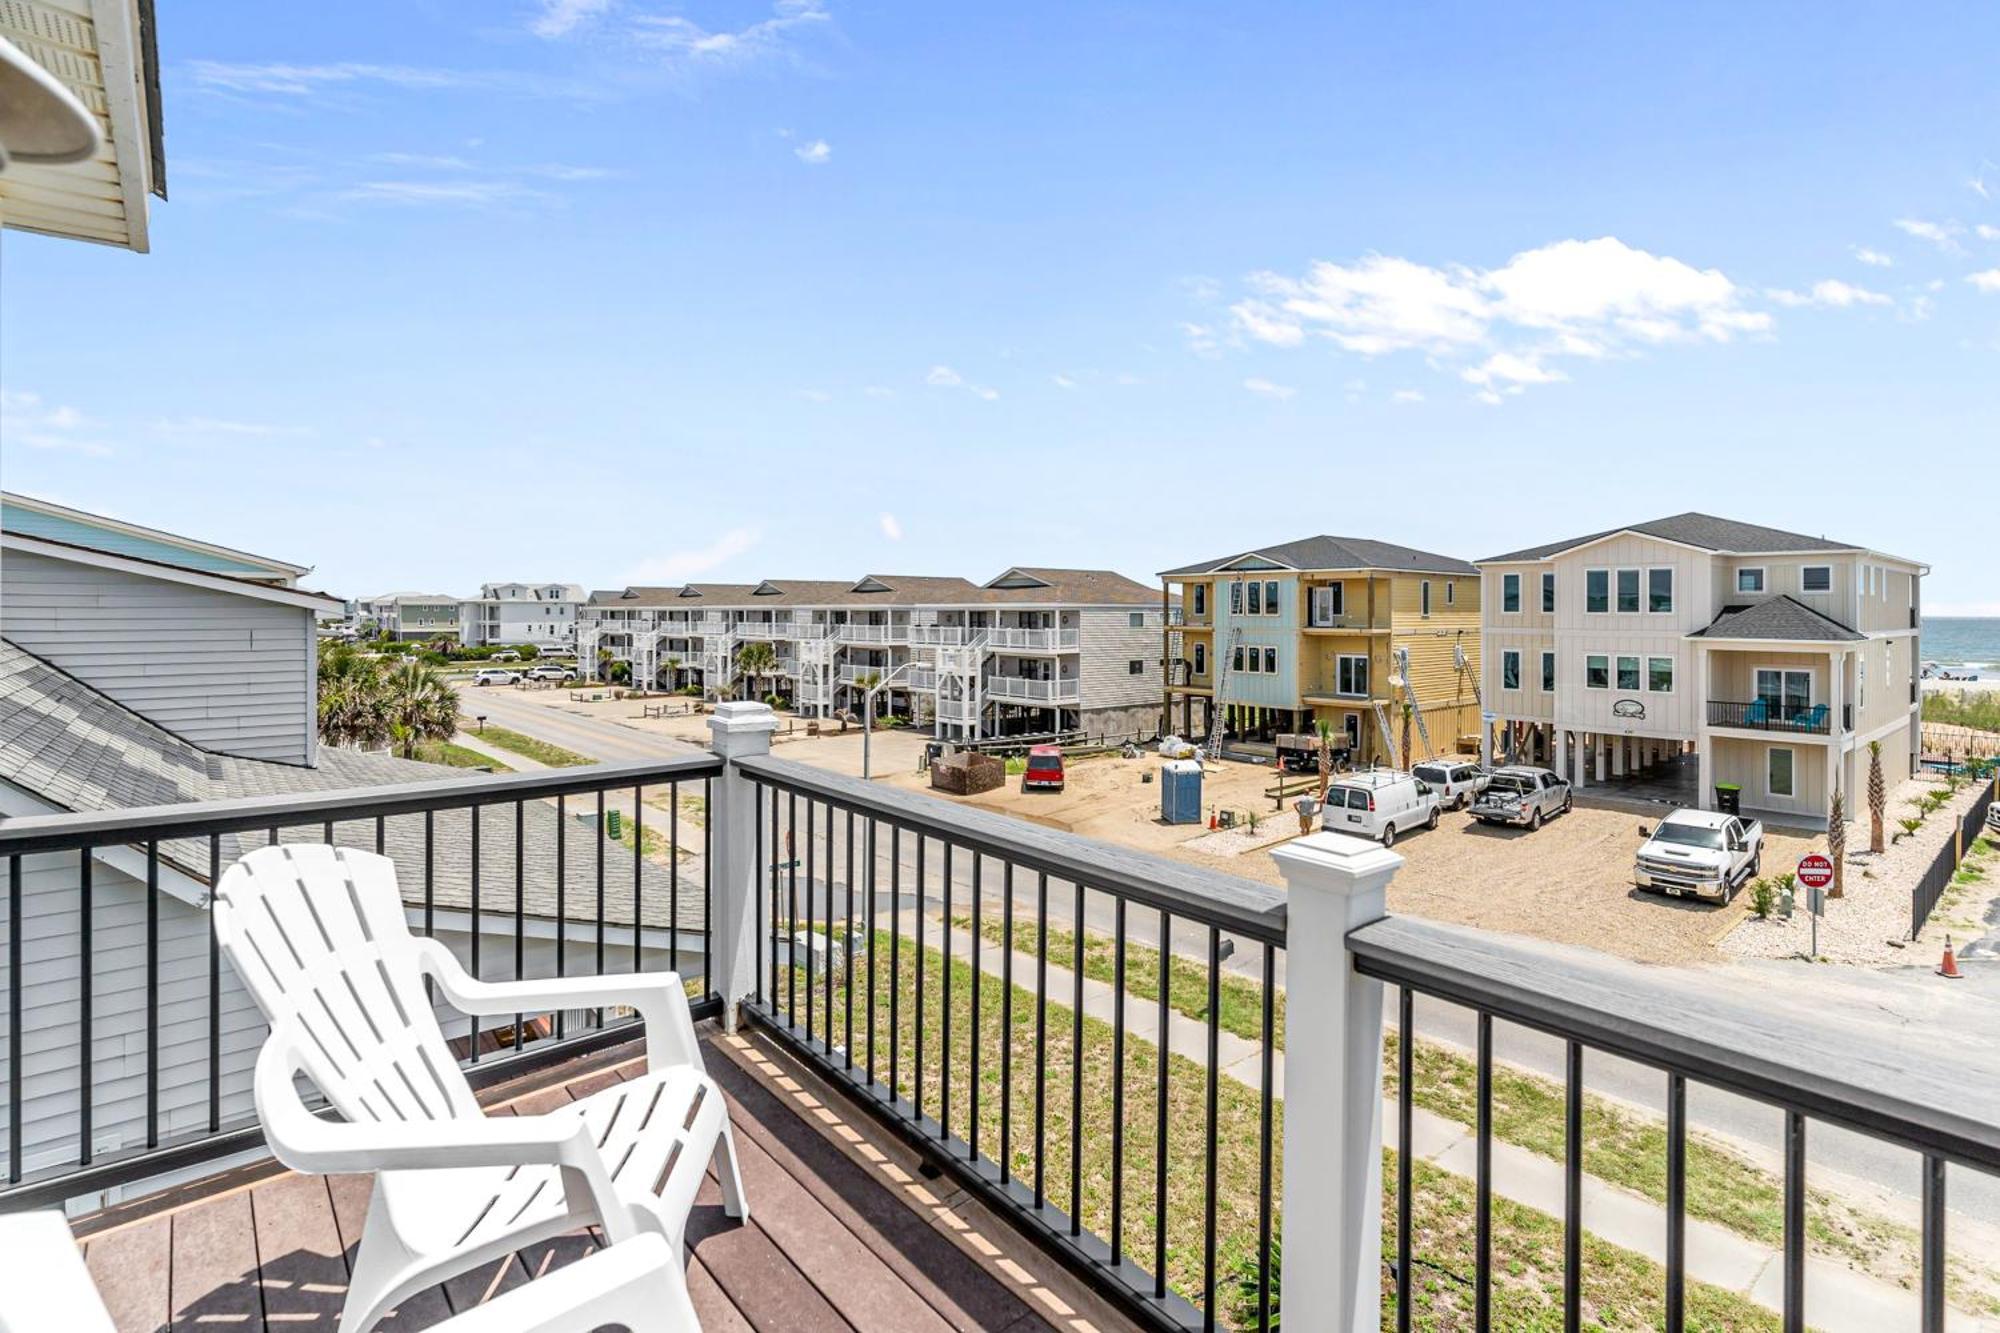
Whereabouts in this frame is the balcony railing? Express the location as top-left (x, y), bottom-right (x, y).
top-left (1305, 612), bottom-right (1385, 631)
top-left (835, 623), bottom-right (908, 645)
top-left (1706, 699), bottom-right (1836, 734)
top-left (988, 627), bottom-right (1079, 652)
top-left (986, 674), bottom-right (1080, 703)
top-left (906, 665), bottom-right (938, 691)
top-left (3, 706), bottom-right (1996, 1332)
top-left (936, 694), bottom-right (981, 722)
top-left (837, 662), bottom-right (891, 685)
top-left (908, 624), bottom-right (971, 646)
top-left (733, 621), bottom-right (785, 639)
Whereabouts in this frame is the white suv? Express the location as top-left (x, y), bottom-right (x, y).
top-left (1318, 770), bottom-right (1441, 848)
top-left (525, 664), bottom-right (577, 681)
top-left (471, 668), bottom-right (520, 686)
top-left (1411, 760), bottom-right (1489, 811)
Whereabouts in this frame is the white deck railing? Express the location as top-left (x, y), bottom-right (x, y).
top-left (985, 675), bottom-right (1080, 703)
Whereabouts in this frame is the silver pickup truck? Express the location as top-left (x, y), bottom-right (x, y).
top-left (1468, 766), bottom-right (1571, 830)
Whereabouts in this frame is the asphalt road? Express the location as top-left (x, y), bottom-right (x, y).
top-left (459, 689), bottom-right (2000, 1230)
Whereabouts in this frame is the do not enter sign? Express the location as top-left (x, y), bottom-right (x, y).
top-left (1796, 853), bottom-right (1835, 890)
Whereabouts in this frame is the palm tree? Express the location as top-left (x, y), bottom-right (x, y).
top-left (662, 655), bottom-right (682, 692)
top-left (382, 660), bottom-right (458, 760)
top-left (1867, 740), bottom-right (1886, 854)
top-left (1314, 718), bottom-right (1337, 805)
top-left (596, 646), bottom-right (615, 682)
top-left (317, 644), bottom-right (390, 750)
top-left (735, 641), bottom-right (778, 702)
top-left (1827, 776), bottom-right (1847, 899)
top-left (1399, 700), bottom-right (1413, 770)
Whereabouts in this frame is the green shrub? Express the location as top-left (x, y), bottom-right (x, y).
top-left (1749, 878), bottom-right (1776, 919)
top-left (1896, 817), bottom-right (1922, 842)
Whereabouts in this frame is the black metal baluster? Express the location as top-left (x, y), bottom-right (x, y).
top-left (940, 841), bottom-right (952, 1139)
top-left (1153, 906), bottom-right (1170, 1297)
top-left (1783, 1111), bottom-right (1805, 1333)
top-left (1666, 1072), bottom-right (1686, 1332)
top-left (770, 788), bottom-right (782, 1011)
top-left (968, 853), bottom-right (981, 1162)
top-left (375, 814), bottom-right (385, 856)
top-left (1112, 895), bottom-right (1126, 1263)
top-left (915, 833), bottom-right (926, 1122)
top-left (889, 826), bottom-right (901, 1099)
top-left (1000, 863), bottom-right (1014, 1185)
top-left (1564, 1040), bottom-right (1583, 1333)
top-left (703, 776), bottom-right (714, 1002)
top-left (596, 790), bottom-right (606, 1025)
top-left (1035, 871), bottom-right (1049, 1210)
top-left (8, 855), bottom-right (22, 1183)
top-left (669, 780), bottom-right (680, 994)
top-left (824, 800), bottom-right (835, 1055)
top-left (755, 785), bottom-right (766, 1003)
top-left (632, 787), bottom-right (645, 972)
top-left (323, 820), bottom-right (333, 843)
top-left (804, 798), bottom-right (816, 1042)
top-left (1257, 945), bottom-right (1275, 1332)
top-left (787, 793), bottom-right (799, 1026)
top-left (423, 812), bottom-right (435, 939)
top-left (1475, 1012), bottom-right (1493, 1331)
top-left (865, 818), bottom-right (877, 1082)
top-left (1071, 880), bottom-right (1085, 1234)
top-left (555, 795), bottom-right (566, 1040)
top-left (513, 801), bottom-right (525, 1050)
top-left (1921, 1154), bottom-right (1946, 1333)
top-left (469, 807), bottom-right (481, 1062)
top-left (1202, 924), bottom-right (1220, 1322)
top-left (1398, 987), bottom-right (1415, 1333)
top-left (844, 808), bottom-right (854, 1069)
top-left (208, 834), bottom-right (221, 1134)
top-left (79, 850), bottom-right (91, 1163)
top-left (146, 842), bottom-right (159, 1148)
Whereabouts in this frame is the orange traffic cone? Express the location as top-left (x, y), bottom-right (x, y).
top-left (1938, 935), bottom-right (1963, 980)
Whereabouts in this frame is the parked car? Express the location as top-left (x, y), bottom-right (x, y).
top-left (1989, 800), bottom-right (2000, 836)
top-left (1412, 759), bottom-right (1489, 810)
top-left (1468, 766), bottom-right (1571, 830)
top-left (471, 668), bottom-right (520, 686)
top-left (1318, 769), bottom-right (1439, 848)
top-left (1021, 745), bottom-right (1066, 793)
top-left (1633, 810), bottom-right (1764, 902)
top-left (490, 650), bottom-right (522, 662)
top-left (525, 664), bottom-right (578, 681)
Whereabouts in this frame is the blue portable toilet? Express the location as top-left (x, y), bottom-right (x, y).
top-left (1160, 760), bottom-right (1203, 824)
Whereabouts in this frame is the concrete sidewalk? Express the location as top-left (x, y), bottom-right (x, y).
top-left (904, 910), bottom-right (2000, 1333)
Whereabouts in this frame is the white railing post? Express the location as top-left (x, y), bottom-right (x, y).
top-left (707, 701), bottom-right (778, 1032)
top-left (1269, 831), bottom-right (1399, 1331)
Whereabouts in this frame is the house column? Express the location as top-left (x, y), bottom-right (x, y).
top-left (1696, 732), bottom-right (1714, 810)
top-left (1612, 737), bottom-right (1627, 778)
top-left (1594, 733), bottom-right (1609, 783)
top-left (1826, 649), bottom-right (1846, 819)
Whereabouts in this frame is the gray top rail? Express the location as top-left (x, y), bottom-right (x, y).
top-left (0, 755), bottom-right (724, 858)
top-left (734, 753), bottom-right (1288, 944)
top-left (1349, 915), bottom-right (2000, 1175)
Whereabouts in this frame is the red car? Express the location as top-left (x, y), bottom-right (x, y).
top-left (1022, 745), bottom-right (1065, 793)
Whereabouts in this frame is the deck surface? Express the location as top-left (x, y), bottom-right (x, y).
top-left (71, 1027), bottom-right (1124, 1332)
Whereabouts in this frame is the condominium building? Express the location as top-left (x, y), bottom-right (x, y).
top-left (1477, 513), bottom-right (1925, 827)
top-left (578, 568), bottom-right (1163, 739)
top-left (459, 581), bottom-right (585, 650)
top-left (358, 592), bottom-right (464, 642)
top-left (1159, 536), bottom-right (1482, 765)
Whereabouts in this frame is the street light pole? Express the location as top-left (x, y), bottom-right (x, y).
top-left (861, 659), bottom-right (917, 781)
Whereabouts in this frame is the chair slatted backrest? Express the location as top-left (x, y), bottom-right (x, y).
top-left (215, 845), bottom-right (479, 1124)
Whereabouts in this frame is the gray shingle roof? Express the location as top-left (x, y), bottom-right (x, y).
top-left (0, 640), bottom-right (700, 934)
top-left (1687, 596), bottom-right (1865, 643)
top-left (1481, 513), bottom-right (1859, 564)
top-left (587, 568), bottom-right (1158, 609)
top-left (1159, 535), bottom-right (1477, 578)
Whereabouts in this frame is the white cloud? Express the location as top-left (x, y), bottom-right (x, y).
top-left (1181, 275), bottom-right (1222, 303)
top-left (1764, 279), bottom-right (1891, 308)
top-left (1242, 377), bottom-right (1295, 400)
top-left (878, 512), bottom-right (903, 541)
top-left (793, 138), bottom-right (831, 165)
top-left (530, 0), bottom-right (613, 38)
top-left (1978, 224), bottom-right (2000, 242)
top-left (185, 60), bottom-right (573, 100)
top-left (1180, 321), bottom-right (1222, 357)
top-left (0, 389), bottom-right (110, 456)
top-left (629, 0), bottom-right (830, 65)
top-left (863, 385), bottom-right (896, 399)
top-left (1392, 389), bottom-right (1424, 404)
top-left (622, 526), bottom-right (760, 584)
top-left (925, 365), bottom-right (998, 400)
top-left (341, 179), bottom-right (553, 207)
top-left (1051, 373), bottom-right (1077, 389)
top-left (1893, 218), bottom-right (1963, 253)
top-left (1968, 269), bottom-right (2000, 294)
top-left (1228, 236), bottom-right (1766, 400)
top-left (1851, 246), bottom-right (1894, 268)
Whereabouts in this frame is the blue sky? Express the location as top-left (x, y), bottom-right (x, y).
top-left (3, 1), bottom-right (1998, 610)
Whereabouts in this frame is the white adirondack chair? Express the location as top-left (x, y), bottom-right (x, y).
top-left (213, 844), bottom-right (746, 1333)
top-left (0, 1209), bottom-right (689, 1333)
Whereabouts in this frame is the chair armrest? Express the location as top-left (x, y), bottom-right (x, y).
top-left (412, 939), bottom-right (703, 1075)
top-left (252, 1035), bottom-right (637, 1242)
top-left (431, 1233), bottom-right (684, 1333)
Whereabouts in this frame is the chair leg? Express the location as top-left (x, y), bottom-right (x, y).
top-left (713, 1117), bottom-right (749, 1222)
top-left (339, 1188), bottom-right (413, 1333)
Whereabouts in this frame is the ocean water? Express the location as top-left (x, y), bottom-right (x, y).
top-left (1923, 618), bottom-right (2000, 671)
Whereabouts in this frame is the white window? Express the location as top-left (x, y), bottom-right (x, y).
top-left (1647, 568), bottom-right (1674, 614)
top-left (1336, 654), bottom-right (1369, 697)
top-left (1312, 584), bottom-right (1344, 626)
top-left (1540, 651), bottom-right (1556, 692)
top-left (1585, 569), bottom-right (1609, 614)
top-left (1767, 746), bottom-right (1796, 799)
top-left (1616, 569), bottom-right (1642, 614)
top-left (1193, 643), bottom-right (1206, 676)
top-left (1586, 654), bottom-right (1610, 689)
top-left (1541, 572), bottom-right (1556, 613)
top-left (1245, 581), bottom-right (1261, 615)
top-left (1617, 656), bottom-right (1641, 691)
top-left (1501, 650), bottom-right (1521, 690)
top-left (1264, 646), bottom-right (1278, 673)
top-left (1737, 567), bottom-right (1765, 594)
top-left (1129, 611), bottom-right (1145, 628)
top-left (1265, 580), bottom-right (1281, 615)
top-left (1802, 565), bottom-right (1832, 593)
top-left (1647, 657), bottom-right (1674, 693)
top-left (1502, 573), bottom-right (1521, 613)
top-left (1421, 580), bottom-right (1432, 617)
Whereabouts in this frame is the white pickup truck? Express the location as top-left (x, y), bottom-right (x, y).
top-left (1633, 810), bottom-right (1764, 903)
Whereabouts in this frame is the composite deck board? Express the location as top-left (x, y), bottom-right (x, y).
top-left (71, 1033), bottom-right (1117, 1333)
top-left (167, 1189), bottom-right (263, 1331)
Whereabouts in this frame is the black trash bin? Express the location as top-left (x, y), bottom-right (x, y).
top-left (1714, 782), bottom-right (1741, 815)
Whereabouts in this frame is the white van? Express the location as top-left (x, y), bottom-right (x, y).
top-left (1317, 770), bottom-right (1440, 847)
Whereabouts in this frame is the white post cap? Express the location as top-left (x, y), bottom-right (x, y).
top-left (1270, 830), bottom-right (1404, 897)
top-left (709, 700), bottom-right (779, 739)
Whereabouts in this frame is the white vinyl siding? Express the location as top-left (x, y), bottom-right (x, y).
top-left (1077, 607), bottom-right (1161, 710)
top-left (0, 550), bottom-right (315, 763)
